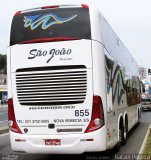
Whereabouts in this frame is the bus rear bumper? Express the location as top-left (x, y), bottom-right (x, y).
top-left (9, 126), bottom-right (107, 154)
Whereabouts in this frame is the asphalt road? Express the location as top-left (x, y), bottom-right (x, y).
top-left (0, 111), bottom-right (151, 160)
top-left (117, 111), bottom-right (151, 155)
top-left (0, 104), bottom-right (8, 128)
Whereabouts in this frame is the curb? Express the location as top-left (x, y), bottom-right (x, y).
top-left (138, 123), bottom-right (151, 155)
top-left (0, 126), bottom-right (9, 134)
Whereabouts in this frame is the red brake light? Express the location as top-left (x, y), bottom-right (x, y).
top-left (8, 98), bottom-right (22, 134)
top-left (14, 11), bottom-right (21, 16)
top-left (85, 95), bottom-right (104, 133)
top-left (81, 4), bottom-right (89, 9)
top-left (41, 5), bottom-right (59, 9)
top-left (19, 37), bottom-right (80, 44)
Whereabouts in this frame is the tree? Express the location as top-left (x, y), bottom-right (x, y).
top-left (0, 54), bottom-right (6, 74)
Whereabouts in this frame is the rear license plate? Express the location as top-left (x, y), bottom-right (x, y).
top-left (44, 139), bottom-right (61, 146)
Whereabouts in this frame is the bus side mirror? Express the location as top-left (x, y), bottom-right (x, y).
top-left (141, 83), bottom-right (145, 93)
top-left (148, 69), bottom-right (151, 75)
top-left (142, 87), bottom-right (145, 93)
top-left (140, 80), bottom-right (145, 93)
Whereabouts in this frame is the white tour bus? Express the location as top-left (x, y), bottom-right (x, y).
top-left (8, 4), bottom-right (142, 154)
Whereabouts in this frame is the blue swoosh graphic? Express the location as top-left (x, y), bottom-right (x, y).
top-left (24, 13), bottom-right (77, 30)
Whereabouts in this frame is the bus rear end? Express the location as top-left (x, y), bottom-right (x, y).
top-left (8, 5), bottom-right (106, 153)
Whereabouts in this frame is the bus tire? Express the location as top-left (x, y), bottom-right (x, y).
top-left (124, 117), bottom-right (128, 141)
top-left (137, 110), bottom-right (140, 126)
top-left (119, 121), bottom-right (126, 146)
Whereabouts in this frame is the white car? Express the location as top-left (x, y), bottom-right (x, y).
top-left (141, 101), bottom-right (151, 111)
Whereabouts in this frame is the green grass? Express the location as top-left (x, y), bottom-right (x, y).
top-left (143, 128), bottom-right (151, 154)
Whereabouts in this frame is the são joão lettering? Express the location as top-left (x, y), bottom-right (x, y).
top-left (28, 48), bottom-right (72, 63)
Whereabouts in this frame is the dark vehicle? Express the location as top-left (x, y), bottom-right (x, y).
top-left (0, 91), bottom-right (8, 104)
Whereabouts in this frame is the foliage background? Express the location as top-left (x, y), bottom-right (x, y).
top-left (0, 54), bottom-right (6, 74)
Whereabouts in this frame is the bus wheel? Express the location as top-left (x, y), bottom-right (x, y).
top-left (119, 122), bottom-right (126, 146)
top-left (137, 110), bottom-right (140, 126)
top-left (124, 119), bottom-right (128, 142)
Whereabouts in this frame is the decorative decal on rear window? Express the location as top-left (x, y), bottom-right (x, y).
top-left (24, 13), bottom-right (77, 30)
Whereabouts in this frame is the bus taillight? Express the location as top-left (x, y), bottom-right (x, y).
top-left (19, 37), bottom-right (80, 44)
top-left (8, 98), bottom-right (22, 134)
top-left (14, 11), bottom-right (21, 16)
top-left (41, 6), bottom-right (59, 9)
top-left (81, 4), bottom-right (89, 9)
top-left (85, 95), bottom-right (104, 133)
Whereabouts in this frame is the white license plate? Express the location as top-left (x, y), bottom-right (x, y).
top-left (44, 139), bottom-right (61, 146)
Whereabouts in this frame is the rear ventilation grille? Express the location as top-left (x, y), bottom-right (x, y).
top-left (16, 65), bottom-right (87, 105)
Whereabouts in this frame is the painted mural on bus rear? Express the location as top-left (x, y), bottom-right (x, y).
top-left (8, 4), bottom-right (142, 154)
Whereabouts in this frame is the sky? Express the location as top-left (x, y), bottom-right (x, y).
top-left (0, 0), bottom-right (151, 68)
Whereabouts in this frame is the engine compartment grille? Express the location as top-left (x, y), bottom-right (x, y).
top-left (16, 65), bottom-right (87, 105)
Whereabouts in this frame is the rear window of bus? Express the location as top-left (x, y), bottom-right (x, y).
top-left (10, 7), bottom-right (91, 45)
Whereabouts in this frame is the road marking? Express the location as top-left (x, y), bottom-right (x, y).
top-left (138, 123), bottom-right (151, 156)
